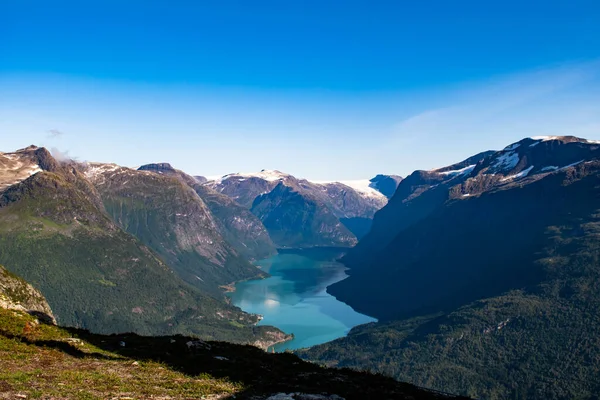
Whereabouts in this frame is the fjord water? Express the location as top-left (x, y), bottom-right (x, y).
top-left (228, 249), bottom-right (377, 352)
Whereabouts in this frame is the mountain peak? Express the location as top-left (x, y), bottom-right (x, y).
top-left (0, 147), bottom-right (49, 191)
top-left (138, 163), bottom-right (176, 173)
top-left (212, 169), bottom-right (291, 183)
top-left (16, 145), bottom-right (40, 152)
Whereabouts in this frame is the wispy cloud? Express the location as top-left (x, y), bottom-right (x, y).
top-left (47, 129), bottom-right (64, 138)
top-left (383, 61), bottom-right (600, 172)
top-left (390, 61), bottom-right (600, 143)
top-left (50, 147), bottom-right (77, 162)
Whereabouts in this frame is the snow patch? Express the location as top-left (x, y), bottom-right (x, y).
top-left (0, 153), bottom-right (43, 191)
top-left (312, 179), bottom-right (386, 199)
top-left (501, 165), bottom-right (534, 182)
top-left (210, 169), bottom-right (289, 184)
top-left (540, 166), bottom-right (558, 172)
top-left (84, 163), bottom-right (121, 179)
top-left (529, 136), bottom-right (600, 146)
top-left (435, 164), bottom-right (476, 178)
top-left (504, 143), bottom-right (521, 151)
top-left (530, 135), bottom-right (561, 141)
top-left (560, 160), bottom-right (584, 170)
top-left (491, 151), bottom-right (520, 171)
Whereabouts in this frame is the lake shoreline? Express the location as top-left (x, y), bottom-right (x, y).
top-left (228, 249), bottom-right (377, 352)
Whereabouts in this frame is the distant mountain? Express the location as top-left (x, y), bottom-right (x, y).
top-left (137, 163), bottom-right (276, 261)
top-left (0, 147), bottom-right (286, 345)
top-left (369, 174), bottom-right (404, 198)
top-left (301, 136), bottom-right (600, 399)
top-left (83, 162), bottom-right (271, 298)
top-left (206, 170), bottom-right (396, 246)
top-left (251, 181), bottom-right (356, 248)
top-left (341, 151), bottom-right (492, 270)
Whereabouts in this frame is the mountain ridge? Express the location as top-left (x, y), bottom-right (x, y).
top-left (301, 135), bottom-right (600, 399)
top-left (206, 169), bottom-right (400, 246)
top-left (0, 147), bottom-right (287, 346)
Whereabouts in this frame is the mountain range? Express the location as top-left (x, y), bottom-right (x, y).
top-left (0, 145), bottom-right (396, 348)
top-left (0, 147), bottom-right (285, 346)
top-left (300, 136), bottom-right (600, 399)
top-left (206, 170), bottom-right (401, 245)
top-left (4, 136), bottom-right (600, 399)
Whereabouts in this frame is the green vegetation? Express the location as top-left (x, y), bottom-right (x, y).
top-left (0, 170), bottom-right (281, 344)
top-left (0, 263), bottom-right (55, 324)
top-left (98, 172), bottom-right (264, 297)
top-left (0, 308), bottom-right (464, 399)
top-left (0, 308), bottom-right (240, 399)
top-left (301, 163), bottom-right (600, 399)
top-left (251, 183), bottom-right (356, 248)
top-left (191, 182), bottom-right (276, 261)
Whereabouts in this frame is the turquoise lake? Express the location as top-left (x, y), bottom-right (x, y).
top-left (228, 249), bottom-right (377, 352)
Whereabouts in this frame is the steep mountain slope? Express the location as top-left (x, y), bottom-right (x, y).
top-left (206, 170), bottom-right (393, 246)
top-left (335, 136), bottom-right (600, 317)
top-left (302, 136), bottom-right (600, 399)
top-left (251, 182), bottom-right (356, 248)
top-left (191, 183), bottom-right (276, 260)
top-left (84, 162), bottom-right (269, 296)
top-left (137, 163), bottom-right (276, 261)
top-left (342, 151), bottom-right (493, 269)
top-left (369, 174), bottom-right (404, 198)
top-left (315, 178), bottom-right (400, 239)
top-left (207, 170), bottom-right (290, 208)
top-left (0, 146), bottom-right (285, 344)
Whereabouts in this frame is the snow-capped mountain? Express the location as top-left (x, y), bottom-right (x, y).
top-left (345, 135), bottom-right (600, 270)
top-left (305, 135), bottom-right (600, 399)
top-left (205, 170), bottom-right (402, 246)
top-left (0, 146), bottom-right (277, 342)
top-left (0, 146), bottom-right (46, 191)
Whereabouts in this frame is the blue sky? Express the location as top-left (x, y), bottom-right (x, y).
top-left (1, 1), bottom-right (600, 179)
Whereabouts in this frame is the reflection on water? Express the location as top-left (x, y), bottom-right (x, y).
top-left (228, 249), bottom-right (377, 351)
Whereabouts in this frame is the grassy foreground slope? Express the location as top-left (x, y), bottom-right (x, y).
top-left (0, 307), bottom-right (467, 400)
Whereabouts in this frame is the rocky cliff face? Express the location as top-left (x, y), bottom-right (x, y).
top-left (191, 183), bottom-right (276, 260)
top-left (341, 151), bottom-right (493, 268)
top-left (0, 146), bottom-right (44, 192)
top-left (135, 163), bottom-right (276, 261)
top-left (84, 163), bottom-right (268, 296)
top-left (251, 182), bottom-right (357, 248)
top-left (0, 264), bottom-right (56, 324)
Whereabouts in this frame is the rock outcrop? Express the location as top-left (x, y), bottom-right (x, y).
top-left (0, 264), bottom-right (56, 324)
